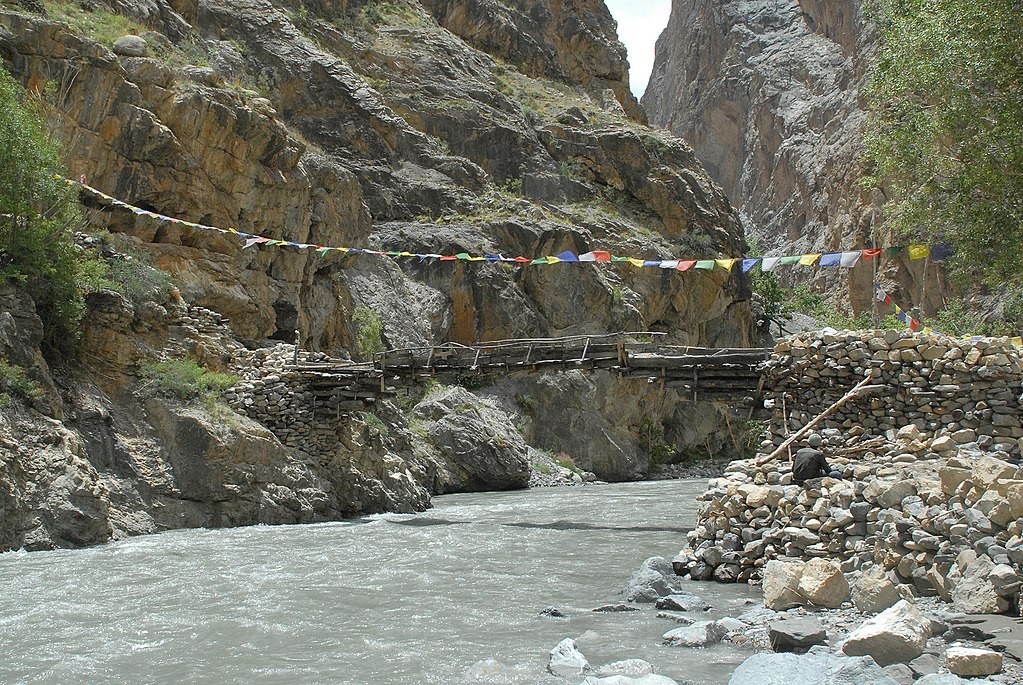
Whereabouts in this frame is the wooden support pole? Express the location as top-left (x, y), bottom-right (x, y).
top-left (579, 337), bottom-right (590, 363)
top-left (756, 374), bottom-right (875, 466)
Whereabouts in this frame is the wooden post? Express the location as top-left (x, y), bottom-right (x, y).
top-left (756, 374), bottom-right (875, 466)
top-left (579, 337), bottom-right (590, 363)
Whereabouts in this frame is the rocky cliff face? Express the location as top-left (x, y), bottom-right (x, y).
top-left (642, 0), bottom-right (919, 313)
top-left (0, 0), bottom-right (755, 550)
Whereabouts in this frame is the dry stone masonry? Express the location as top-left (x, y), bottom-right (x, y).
top-left (675, 331), bottom-right (1023, 618)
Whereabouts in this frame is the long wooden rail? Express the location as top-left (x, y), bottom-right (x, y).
top-left (287, 333), bottom-right (770, 413)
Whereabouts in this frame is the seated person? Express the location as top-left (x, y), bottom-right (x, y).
top-left (792, 433), bottom-right (842, 484)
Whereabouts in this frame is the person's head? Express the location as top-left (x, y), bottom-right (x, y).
top-left (807, 433), bottom-right (822, 448)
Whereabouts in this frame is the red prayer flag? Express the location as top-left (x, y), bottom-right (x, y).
top-left (862, 248), bottom-right (882, 259)
top-left (676, 260), bottom-right (696, 272)
top-left (592, 250), bottom-right (612, 263)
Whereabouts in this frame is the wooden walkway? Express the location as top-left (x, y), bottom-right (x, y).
top-left (288, 333), bottom-right (770, 412)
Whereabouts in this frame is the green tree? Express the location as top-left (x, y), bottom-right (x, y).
top-left (0, 67), bottom-right (86, 355)
top-left (863, 0), bottom-right (1023, 285)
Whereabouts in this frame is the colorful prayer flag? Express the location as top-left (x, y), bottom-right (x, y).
top-left (799, 253), bottom-right (821, 266)
top-left (907, 244), bottom-right (931, 260)
top-left (819, 253), bottom-right (842, 267)
top-left (840, 251), bottom-right (862, 268)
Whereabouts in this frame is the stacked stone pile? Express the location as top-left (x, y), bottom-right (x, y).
top-left (769, 331), bottom-right (1023, 450)
top-left (224, 346), bottom-right (342, 454)
top-left (674, 332), bottom-right (1023, 615)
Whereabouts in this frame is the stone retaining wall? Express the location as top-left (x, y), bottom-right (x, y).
top-left (675, 331), bottom-right (1023, 615)
top-left (225, 346), bottom-right (346, 457)
top-left (766, 331), bottom-right (1023, 450)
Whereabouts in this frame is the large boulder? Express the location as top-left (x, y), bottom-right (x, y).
top-left (591, 659), bottom-right (655, 677)
top-left (796, 558), bottom-right (849, 608)
top-left (581, 675), bottom-right (680, 685)
top-left (950, 556), bottom-right (1011, 614)
top-left (728, 652), bottom-right (900, 685)
top-left (662, 620), bottom-right (728, 647)
top-left (852, 566), bottom-right (902, 614)
top-left (624, 557), bottom-right (683, 603)
top-left (972, 455), bottom-right (1018, 490)
top-left (548, 638), bottom-right (590, 676)
top-left (763, 560), bottom-right (805, 610)
top-left (112, 34), bottom-right (148, 57)
top-left (841, 600), bottom-right (931, 666)
top-left (768, 617), bottom-right (827, 653)
top-left (913, 676), bottom-right (966, 685)
top-left (655, 593), bottom-right (710, 612)
top-left (412, 386), bottom-right (531, 493)
top-left (945, 646), bottom-right (1003, 677)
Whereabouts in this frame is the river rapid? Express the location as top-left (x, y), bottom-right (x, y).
top-left (0, 480), bottom-right (759, 685)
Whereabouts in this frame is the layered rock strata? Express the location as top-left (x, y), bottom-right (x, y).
top-left (642, 0), bottom-right (939, 312)
top-left (1, 0), bottom-right (754, 468)
top-left (675, 332), bottom-right (1023, 617)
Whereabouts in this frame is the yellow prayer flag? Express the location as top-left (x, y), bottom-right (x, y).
top-left (907, 244), bottom-right (931, 260)
top-left (627, 258), bottom-right (645, 267)
top-left (545, 256), bottom-right (561, 264)
top-left (799, 253), bottom-right (821, 266)
top-left (715, 258), bottom-right (738, 271)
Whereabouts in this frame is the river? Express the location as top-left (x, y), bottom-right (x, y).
top-left (0, 480), bottom-right (759, 685)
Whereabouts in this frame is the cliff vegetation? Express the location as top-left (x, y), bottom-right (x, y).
top-left (0, 0), bottom-right (755, 550)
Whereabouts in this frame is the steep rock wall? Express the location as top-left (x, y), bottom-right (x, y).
top-left (642, 0), bottom-right (916, 313)
top-left (0, 0), bottom-right (757, 549)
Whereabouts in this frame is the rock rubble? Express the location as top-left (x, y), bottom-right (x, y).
top-left (674, 332), bottom-right (1023, 620)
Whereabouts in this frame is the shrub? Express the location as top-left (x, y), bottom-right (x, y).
top-left (107, 251), bottom-right (174, 310)
top-left (0, 358), bottom-right (42, 406)
top-left (0, 67), bottom-right (89, 357)
top-left (139, 357), bottom-right (237, 401)
top-left (554, 452), bottom-right (580, 473)
top-left (352, 305), bottom-right (383, 358)
top-left (638, 416), bottom-right (675, 464)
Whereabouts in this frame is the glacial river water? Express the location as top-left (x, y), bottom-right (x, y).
top-left (0, 480), bottom-right (759, 685)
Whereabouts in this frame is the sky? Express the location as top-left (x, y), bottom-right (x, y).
top-left (604, 0), bottom-right (673, 97)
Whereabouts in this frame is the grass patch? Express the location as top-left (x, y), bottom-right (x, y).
top-left (44, 1), bottom-right (145, 47)
top-left (0, 358), bottom-right (42, 407)
top-left (139, 356), bottom-right (237, 402)
top-left (362, 411), bottom-right (389, 436)
top-left (554, 452), bottom-right (580, 473)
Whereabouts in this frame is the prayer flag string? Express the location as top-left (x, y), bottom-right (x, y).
top-left (873, 283), bottom-right (1023, 347)
top-left (59, 176), bottom-right (944, 273)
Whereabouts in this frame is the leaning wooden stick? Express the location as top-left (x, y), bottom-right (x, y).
top-left (756, 374), bottom-right (877, 466)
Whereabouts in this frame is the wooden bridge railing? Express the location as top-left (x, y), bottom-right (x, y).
top-left (286, 333), bottom-right (770, 410)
